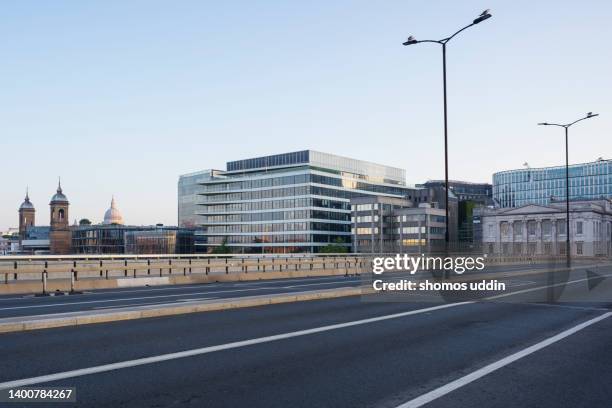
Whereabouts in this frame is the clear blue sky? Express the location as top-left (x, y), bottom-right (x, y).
top-left (1, 0), bottom-right (610, 230)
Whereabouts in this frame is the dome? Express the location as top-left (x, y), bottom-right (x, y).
top-left (50, 180), bottom-right (69, 204)
top-left (20, 190), bottom-right (35, 210)
top-left (103, 197), bottom-right (124, 225)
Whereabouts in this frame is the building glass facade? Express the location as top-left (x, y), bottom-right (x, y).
top-left (183, 150), bottom-right (414, 253)
top-left (72, 225), bottom-right (202, 254)
top-left (493, 159), bottom-right (612, 208)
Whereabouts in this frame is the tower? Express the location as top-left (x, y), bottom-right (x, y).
top-left (49, 179), bottom-right (72, 254)
top-left (18, 189), bottom-right (35, 243)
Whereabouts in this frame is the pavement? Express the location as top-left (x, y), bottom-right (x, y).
top-left (0, 262), bottom-right (611, 407)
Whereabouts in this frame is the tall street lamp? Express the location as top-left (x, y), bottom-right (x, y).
top-left (402, 9), bottom-right (492, 246)
top-left (538, 112), bottom-right (599, 267)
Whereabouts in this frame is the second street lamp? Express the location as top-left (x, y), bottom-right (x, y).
top-left (538, 112), bottom-right (599, 268)
top-left (403, 9), bottom-right (492, 246)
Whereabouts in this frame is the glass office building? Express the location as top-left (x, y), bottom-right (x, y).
top-left (493, 158), bottom-right (612, 208)
top-left (72, 225), bottom-right (202, 254)
top-left (180, 150), bottom-right (414, 253)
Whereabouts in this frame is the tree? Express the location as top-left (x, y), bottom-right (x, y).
top-left (211, 238), bottom-right (230, 254)
top-left (319, 237), bottom-right (349, 253)
top-left (79, 218), bottom-right (92, 225)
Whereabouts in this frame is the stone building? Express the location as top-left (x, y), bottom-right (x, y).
top-left (478, 199), bottom-right (612, 257)
top-left (18, 190), bottom-right (36, 243)
top-left (49, 181), bottom-right (72, 254)
top-left (103, 197), bottom-right (124, 225)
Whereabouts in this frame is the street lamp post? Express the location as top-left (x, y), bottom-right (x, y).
top-left (403, 9), bottom-right (492, 247)
top-left (538, 112), bottom-right (599, 267)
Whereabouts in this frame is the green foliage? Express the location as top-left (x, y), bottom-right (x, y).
top-left (79, 218), bottom-right (92, 225)
top-left (319, 237), bottom-right (349, 253)
top-left (211, 237), bottom-right (230, 254)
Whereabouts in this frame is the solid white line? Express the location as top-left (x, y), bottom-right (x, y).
top-left (396, 311), bottom-right (612, 408)
top-left (282, 281), bottom-right (360, 289)
top-left (0, 301), bottom-right (473, 390)
top-left (92, 298), bottom-right (217, 310)
top-left (485, 273), bottom-right (612, 301)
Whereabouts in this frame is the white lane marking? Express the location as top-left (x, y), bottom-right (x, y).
top-left (0, 301), bottom-right (473, 390)
top-left (231, 275), bottom-right (360, 287)
top-left (92, 298), bottom-right (217, 310)
top-left (396, 312), bottom-right (612, 408)
top-left (0, 282), bottom-right (359, 311)
top-left (282, 281), bottom-right (362, 289)
top-left (177, 298), bottom-right (215, 302)
top-left (485, 273), bottom-right (612, 301)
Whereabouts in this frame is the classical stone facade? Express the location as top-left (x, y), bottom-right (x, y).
top-left (49, 181), bottom-right (72, 254)
top-left (478, 199), bottom-right (612, 257)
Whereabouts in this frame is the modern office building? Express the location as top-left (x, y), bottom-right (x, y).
top-left (418, 180), bottom-right (492, 204)
top-left (477, 199), bottom-right (612, 257)
top-left (492, 158), bottom-right (612, 208)
top-left (416, 180), bottom-right (492, 243)
top-left (179, 150), bottom-right (417, 253)
top-left (350, 196), bottom-right (446, 253)
top-left (178, 170), bottom-right (222, 228)
top-left (72, 225), bottom-right (202, 254)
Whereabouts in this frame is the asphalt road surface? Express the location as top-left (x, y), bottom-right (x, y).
top-left (0, 262), bottom-right (605, 319)
top-left (1, 262), bottom-right (611, 407)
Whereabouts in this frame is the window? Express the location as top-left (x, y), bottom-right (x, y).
top-left (557, 220), bottom-right (566, 235)
top-left (501, 222), bottom-right (509, 236)
top-left (527, 220), bottom-right (536, 235)
top-left (576, 242), bottom-right (583, 255)
top-left (542, 220), bottom-right (552, 236)
top-left (576, 221), bottom-right (583, 235)
top-left (513, 222), bottom-right (523, 239)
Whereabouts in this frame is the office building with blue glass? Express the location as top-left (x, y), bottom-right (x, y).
top-left (493, 158), bottom-right (612, 208)
top-left (179, 150), bottom-right (416, 253)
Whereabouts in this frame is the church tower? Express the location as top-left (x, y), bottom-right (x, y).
top-left (18, 189), bottom-right (35, 243)
top-left (49, 179), bottom-right (72, 254)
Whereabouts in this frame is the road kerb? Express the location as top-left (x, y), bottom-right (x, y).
top-left (0, 287), bottom-right (364, 334)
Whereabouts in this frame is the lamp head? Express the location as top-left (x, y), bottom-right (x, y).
top-left (538, 122), bottom-right (549, 126)
top-left (403, 35), bottom-right (418, 46)
top-left (473, 9), bottom-right (492, 24)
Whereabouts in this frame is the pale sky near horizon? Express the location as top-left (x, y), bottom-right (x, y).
top-left (1, 0), bottom-right (611, 231)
